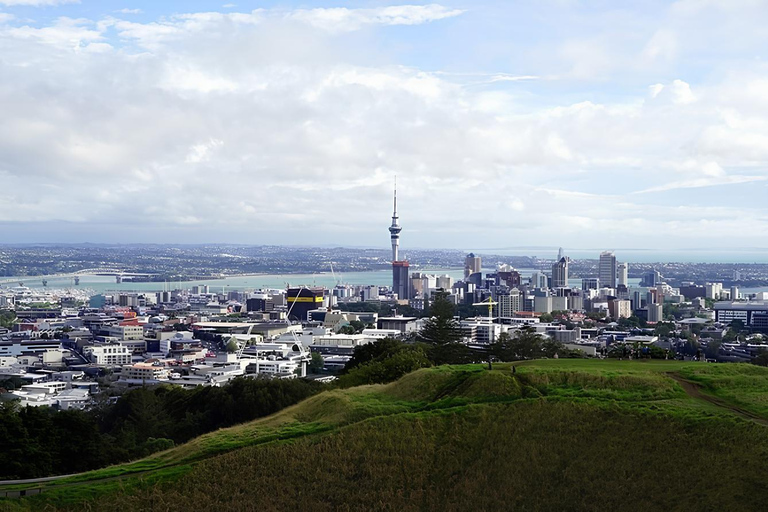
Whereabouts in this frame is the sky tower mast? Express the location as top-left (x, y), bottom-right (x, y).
top-left (388, 177), bottom-right (401, 263)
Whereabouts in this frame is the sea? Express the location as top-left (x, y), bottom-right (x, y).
top-left (2, 270), bottom-right (767, 296)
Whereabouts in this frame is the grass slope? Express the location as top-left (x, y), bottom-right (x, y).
top-left (4, 360), bottom-right (768, 511)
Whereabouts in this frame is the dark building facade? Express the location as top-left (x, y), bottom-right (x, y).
top-left (393, 261), bottom-right (410, 300)
top-left (287, 288), bottom-right (325, 322)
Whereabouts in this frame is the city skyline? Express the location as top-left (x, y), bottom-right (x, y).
top-left (1, 1), bottom-right (768, 249)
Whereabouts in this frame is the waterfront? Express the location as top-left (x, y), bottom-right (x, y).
top-left (0, 270), bottom-right (654, 295)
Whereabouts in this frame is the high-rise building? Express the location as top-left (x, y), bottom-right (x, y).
top-left (641, 270), bottom-right (662, 287)
top-left (648, 303), bottom-right (663, 323)
top-left (464, 253), bottom-right (482, 279)
top-left (599, 251), bottom-right (617, 288)
top-left (436, 275), bottom-right (453, 290)
top-left (581, 278), bottom-right (600, 291)
top-left (530, 271), bottom-right (548, 289)
top-left (393, 261), bottom-right (409, 300)
top-left (617, 263), bottom-right (628, 287)
top-left (705, 282), bottom-right (723, 300)
top-left (287, 288), bottom-right (324, 322)
top-left (608, 298), bottom-right (631, 319)
top-left (552, 257), bottom-right (569, 288)
top-left (497, 289), bottom-right (522, 317)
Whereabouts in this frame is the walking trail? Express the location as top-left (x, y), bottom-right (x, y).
top-left (668, 372), bottom-right (768, 426)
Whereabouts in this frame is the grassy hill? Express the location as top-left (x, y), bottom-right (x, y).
top-left (4, 360), bottom-right (768, 511)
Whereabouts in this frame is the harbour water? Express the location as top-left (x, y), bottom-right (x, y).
top-left (4, 271), bottom-right (767, 296)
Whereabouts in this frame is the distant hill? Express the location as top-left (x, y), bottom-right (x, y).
top-left (4, 360), bottom-right (768, 511)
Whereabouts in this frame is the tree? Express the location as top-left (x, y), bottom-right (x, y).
top-left (418, 291), bottom-right (461, 345)
top-left (490, 327), bottom-right (548, 361)
top-left (309, 352), bottom-right (324, 374)
top-left (752, 349), bottom-right (768, 367)
top-left (539, 313), bottom-right (554, 323)
top-left (343, 338), bottom-right (405, 372)
top-left (654, 322), bottom-right (674, 337)
top-left (705, 340), bottom-right (722, 360)
top-left (730, 319), bottom-right (746, 332)
top-left (337, 346), bottom-right (431, 388)
top-left (225, 339), bottom-right (239, 353)
top-left (586, 311), bottom-right (607, 321)
top-left (428, 342), bottom-right (474, 366)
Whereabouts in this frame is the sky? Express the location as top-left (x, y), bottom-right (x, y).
top-left (1, 0), bottom-right (768, 254)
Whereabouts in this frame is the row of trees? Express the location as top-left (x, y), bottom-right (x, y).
top-left (0, 376), bottom-right (323, 480)
top-left (338, 291), bottom-right (581, 387)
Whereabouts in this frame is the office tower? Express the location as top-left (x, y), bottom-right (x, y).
top-left (557, 247), bottom-right (565, 261)
top-left (599, 251), bottom-right (617, 288)
top-left (582, 278), bottom-right (600, 291)
top-left (464, 253), bottom-right (482, 279)
top-left (617, 263), bottom-right (628, 287)
top-left (530, 271), bottom-right (548, 289)
top-left (287, 288), bottom-right (324, 322)
top-left (436, 275), bottom-right (453, 290)
top-left (608, 298), bottom-right (631, 319)
top-left (648, 303), bottom-right (664, 323)
top-left (705, 282), bottom-right (723, 300)
top-left (552, 257), bottom-right (569, 288)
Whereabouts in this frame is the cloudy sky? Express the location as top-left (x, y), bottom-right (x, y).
top-left (1, 0), bottom-right (767, 252)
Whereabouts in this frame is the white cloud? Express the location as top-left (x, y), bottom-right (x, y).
top-left (116, 8), bottom-right (142, 14)
top-left (287, 4), bottom-right (463, 32)
top-left (648, 79), bottom-right (696, 105)
top-left (0, 4), bottom-right (767, 248)
top-left (5, 17), bottom-right (102, 47)
top-left (0, 0), bottom-right (77, 4)
top-left (635, 175), bottom-right (768, 194)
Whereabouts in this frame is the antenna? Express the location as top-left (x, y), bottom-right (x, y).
top-left (394, 175), bottom-right (397, 215)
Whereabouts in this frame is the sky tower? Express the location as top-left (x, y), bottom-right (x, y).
top-left (389, 178), bottom-right (409, 300)
top-left (388, 178), bottom-right (401, 262)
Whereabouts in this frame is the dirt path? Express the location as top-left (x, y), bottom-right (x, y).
top-left (668, 373), bottom-right (768, 426)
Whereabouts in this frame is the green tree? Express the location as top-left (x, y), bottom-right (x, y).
top-left (428, 342), bottom-right (474, 365)
top-left (490, 328), bottom-right (549, 361)
top-left (337, 346), bottom-right (431, 388)
top-left (348, 320), bottom-right (366, 333)
top-left (225, 339), bottom-right (239, 353)
top-left (539, 313), bottom-right (554, 323)
top-left (309, 352), bottom-right (324, 374)
top-left (586, 311), bottom-right (607, 321)
top-left (344, 338), bottom-right (405, 372)
top-left (418, 291), bottom-right (461, 345)
top-left (752, 349), bottom-right (768, 367)
top-left (0, 310), bottom-right (16, 329)
top-left (654, 322), bottom-right (674, 337)
top-left (730, 319), bottom-right (746, 332)
top-left (705, 340), bottom-right (722, 360)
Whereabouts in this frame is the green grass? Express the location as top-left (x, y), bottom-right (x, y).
top-left (5, 359), bottom-right (768, 511)
top-left (17, 401), bottom-right (768, 512)
top-left (678, 363), bottom-right (768, 417)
